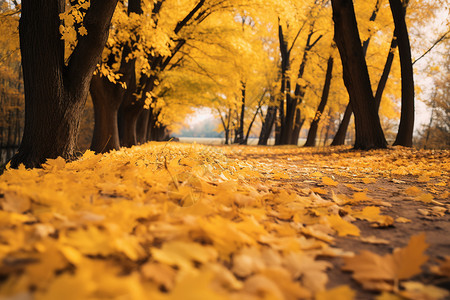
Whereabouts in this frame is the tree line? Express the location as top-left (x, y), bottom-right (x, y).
top-left (0, 0), bottom-right (448, 167)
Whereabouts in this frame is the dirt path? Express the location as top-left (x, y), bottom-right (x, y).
top-left (223, 145), bottom-right (450, 298)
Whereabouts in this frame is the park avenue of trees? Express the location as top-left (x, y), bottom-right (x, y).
top-left (0, 0), bottom-right (448, 167)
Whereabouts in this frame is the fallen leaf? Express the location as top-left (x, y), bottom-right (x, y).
top-left (322, 176), bottom-right (338, 187)
top-left (316, 285), bottom-right (355, 300)
top-left (400, 281), bottom-right (449, 300)
top-left (326, 214), bottom-right (360, 237)
top-left (342, 233), bottom-right (429, 289)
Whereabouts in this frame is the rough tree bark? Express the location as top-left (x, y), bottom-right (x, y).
top-left (304, 56), bottom-right (334, 147)
top-left (331, 0), bottom-right (387, 149)
top-left (390, 0), bottom-right (414, 147)
top-left (330, 0), bottom-right (381, 146)
top-left (11, 0), bottom-right (118, 168)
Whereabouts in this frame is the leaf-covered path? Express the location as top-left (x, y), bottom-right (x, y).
top-left (0, 143), bottom-right (449, 299)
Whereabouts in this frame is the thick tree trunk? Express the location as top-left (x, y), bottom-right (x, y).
top-left (89, 74), bottom-right (121, 153)
top-left (390, 0), bottom-right (414, 147)
top-left (304, 56), bottom-right (334, 147)
top-left (331, 0), bottom-right (381, 146)
top-left (332, 0), bottom-right (387, 150)
top-left (10, 0), bottom-right (118, 168)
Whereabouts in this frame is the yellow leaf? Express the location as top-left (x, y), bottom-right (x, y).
top-left (395, 217), bottom-right (411, 223)
top-left (326, 214), bottom-right (360, 237)
top-left (78, 25), bottom-right (88, 36)
top-left (151, 241), bottom-right (218, 270)
top-left (405, 186), bottom-right (422, 196)
top-left (352, 206), bottom-right (394, 227)
top-left (417, 175), bottom-right (431, 182)
top-left (343, 233), bottom-right (429, 286)
top-left (141, 262), bottom-right (176, 290)
top-left (311, 187), bottom-right (327, 194)
top-left (316, 285), bottom-right (355, 300)
top-left (345, 184), bottom-right (367, 192)
top-left (375, 292), bottom-right (404, 300)
top-left (415, 193), bottom-right (433, 203)
top-left (400, 281), bottom-right (449, 300)
top-left (272, 172), bottom-right (290, 180)
top-left (393, 233), bottom-right (429, 279)
top-left (322, 176), bottom-right (338, 186)
top-left (362, 178), bottom-right (376, 184)
top-left (353, 192), bottom-right (371, 202)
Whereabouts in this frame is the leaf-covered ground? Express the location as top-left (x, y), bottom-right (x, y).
top-left (0, 143), bottom-right (449, 300)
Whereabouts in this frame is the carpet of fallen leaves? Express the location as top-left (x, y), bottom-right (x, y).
top-left (0, 143), bottom-right (449, 300)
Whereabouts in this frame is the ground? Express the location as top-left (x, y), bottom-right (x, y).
top-left (0, 143), bottom-right (449, 299)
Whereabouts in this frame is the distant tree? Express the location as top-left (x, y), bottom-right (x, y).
top-left (416, 47), bottom-right (450, 149)
top-left (10, 0), bottom-right (118, 168)
top-left (304, 55), bottom-right (333, 147)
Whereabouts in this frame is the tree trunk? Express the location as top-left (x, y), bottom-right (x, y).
top-left (375, 36), bottom-right (398, 111)
top-left (390, 0), bottom-right (414, 147)
top-left (331, 103), bottom-right (352, 145)
top-left (276, 22), bottom-right (289, 145)
top-left (10, 0), bottom-right (118, 168)
top-left (331, 0), bottom-right (381, 146)
top-left (235, 82), bottom-right (246, 144)
top-left (89, 74), bottom-right (121, 153)
top-left (291, 109), bottom-right (304, 145)
top-left (287, 26), bottom-right (323, 145)
top-left (258, 103), bottom-right (276, 145)
top-left (136, 108), bottom-right (150, 144)
top-left (331, 0), bottom-right (387, 150)
top-left (304, 56), bottom-right (334, 147)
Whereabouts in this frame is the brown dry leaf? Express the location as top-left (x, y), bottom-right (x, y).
top-left (283, 252), bottom-right (332, 293)
top-left (342, 233), bottom-right (429, 288)
top-left (395, 217), bottom-right (412, 223)
top-left (1, 192), bottom-right (31, 213)
top-left (315, 285), bottom-right (355, 300)
top-left (400, 281), bottom-right (449, 300)
top-left (360, 235), bottom-right (390, 245)
top-left (430, 256), bottom-right (450, 277)
top-left (258, 267), bottom-right (311, 300)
